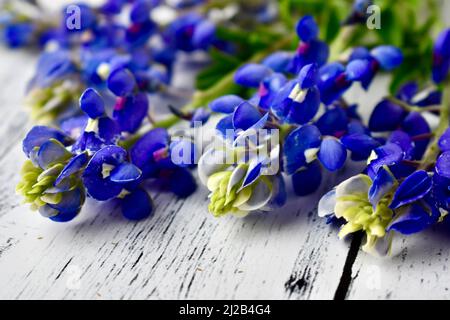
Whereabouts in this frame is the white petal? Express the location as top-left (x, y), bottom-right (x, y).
top-left (335, 174), bottom-right (371, 198)
top-left (197, 148), bottom-right (227, 186)
top-left (237, 179), bottom-right (272, 211)
top-left (304, 147), bottom-right (319, 163)
top-left (227, 164), bottom-right (246, 195)
top-left (318, 189), bottom-right (337, 217)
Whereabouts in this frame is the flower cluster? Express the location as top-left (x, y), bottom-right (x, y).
top-left (8, 0), bottom-right (450, 257)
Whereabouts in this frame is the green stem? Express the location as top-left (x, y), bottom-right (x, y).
top-left (329, 25), bottom-right (356, 62)
top-left (418, 80), bottom-right (450, 170)
top-left (387, 96), bottom-right (441, 113)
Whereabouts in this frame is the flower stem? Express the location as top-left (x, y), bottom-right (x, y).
top-left (418, 79), bottom-right (450, 170)
top-left (329, 25), bottom-right (356, 62)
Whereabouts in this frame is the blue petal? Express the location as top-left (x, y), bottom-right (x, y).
top-left (107, 68), bottom-right (136, 97)
top-left (387, 202), bottom-right (437, 235)
top-left (31, 50), bottom-right (74, 88)
top-left (297, 63), bottom-right (318, 89)
top-left (432, 172), bottom-right (450, 211)
top-left (345, 59), bottom-right (370, 81)
top-left (234, 63), bottom-right (272, 88)
top-left (98, 117), bottom-right (121, 144)
top-left (37, 139), bottom-right (71, 169)
top-left (209, 95), bottom-right (244, 114)
top-left (215, 114), bottom-right (234, 138)
top-left (48, 209), bottom-right (79, 222)
top-left (23, 126), bottom-right (71, 157)
top-left (109, 162), bottom-right (142, 183)
top-left (288, 39), bottom-right (329, 74)
top-left (349, 47), bottom-right (371, 61)
top-left (191, 108), bottom-right (210, 126)
top-left (296, 15), bottom-right (318, 42)
top-left (232, 101), bottom-right (262, 130)
top-left (368, 99), bottom-right (406, 132)
top-left (432, 29), bottom-right (450, 83)
top-left (436, 151), bottom-right (450, 179)
top-left (368, 167), bottom-right (395, 208)
top-left (401, 112), bottom-right (430, 160)
top-left (48, 187), bottom-right (84, 217)
top-left (130, 0), bottom-right (152, 24)
top-left (341, 133), bottom-right (380, 160)
top-left (316, 107), bottom-right (348, 136)
top-left (262, 51), bottom-right (293, 73)
top-left (121, 188), bottom-right (153, 220)
top-left (242, 161), bottom-right (262, 188)
top-left (368, 143), bottom-right (404, 177)
top-left (192, 20), bottom-right (216, 49)
top-left (318, 137), bottom-right (347, 171)
top-left (286, 86), bottom-right (320, 125)
top-left (169, 167), bottom-right (197, 198)
top-left (292, 161), bottom-right (322, 196)
top-left (438, 128), bottom-right (450, 152)
top-left (54, 152), bottom-right (88, 186)
top-left (396, 82), bottom-right (418, 103)
top-left (130, 128), bottom-right (169, 178)
top-left (283, 124), bottom-right (321, 175)
top-left (113, 93), bottom-right (148, 133)
top-left (370, 46), bottom-right (403, 70)
top-left (258, 73), bottom-right (287, 110)
top-left (82, 146), bottom-right (128, 201)
top-left (388, 130), bottom-right (414, 158)
top-left (390, 170), bottom-right (432, 209)
top-left (79, 88), bottom-right (105, 119)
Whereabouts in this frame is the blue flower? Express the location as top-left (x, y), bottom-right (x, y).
top-left (234, 63), bottom-right (272, 88)
top-left (432, 29), bottom-right (450, 84)
top-left (107, 68), bottom-right (137, 97)
top-left (343, 0), bottom-right (373, 25)
top-left (112, 93), bottom-right (149, 133)
top-left (271, 64), bottom-right (320, 124)
top-left (318, 172), bottom-right (395, 256)
top-left (283, 123), bottom-right (347, 194)
top-left (72, 88), bottom-right (121, 154)
top-left (348, 46), bottom-right (403, 89)
top-left (288, 16), bottom-right (329, 74)
top-left (3, 22), bottom-right (35, 48)
top-left (17, 131), bottom-right (87, 222)
top-left (130, 128), bottom-right (197, 198)
top-left (82, 145), bottom-right (142, 201)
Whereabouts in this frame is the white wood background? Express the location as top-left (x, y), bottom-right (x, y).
top-left (1, 4), bottom-right (450, 299)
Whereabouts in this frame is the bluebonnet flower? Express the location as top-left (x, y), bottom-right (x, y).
top-left (164, 13), bottom-right (215, 52)
top-left (288, 16), bottom-right (329, 75)
top-left (343, 0), bottom-right (373, 25)
top-left (271, 64), bottom-right (320, 125)
top-left (198, 123), bottom-right (285, 216)
top-left (432, 29), bottom-right (450, 84)
top-left (3, 22), bottom-right (35, 48)
top-left (72, 88), bottom-right (121, 154)
top-left (318, 58), bottom-right (381, 105)
top-left (283, 124), bottom-right (350, 196)
top-left (25, 49), bottom-right (81, 122)
top-left (17, 127), bottom-right (86, 222)
top-left (319, 170), bottom-right (395, 255)
top-left (348, 46), bottom-right (404, 89)
top-left (234, 63), bottom-right (273, 88)
top-left (130, 128), bottom-right (197, 198)
top-left (82, 144), bottom-right (154, 220)
top-left (262, 51), bottom-right (293, 74)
